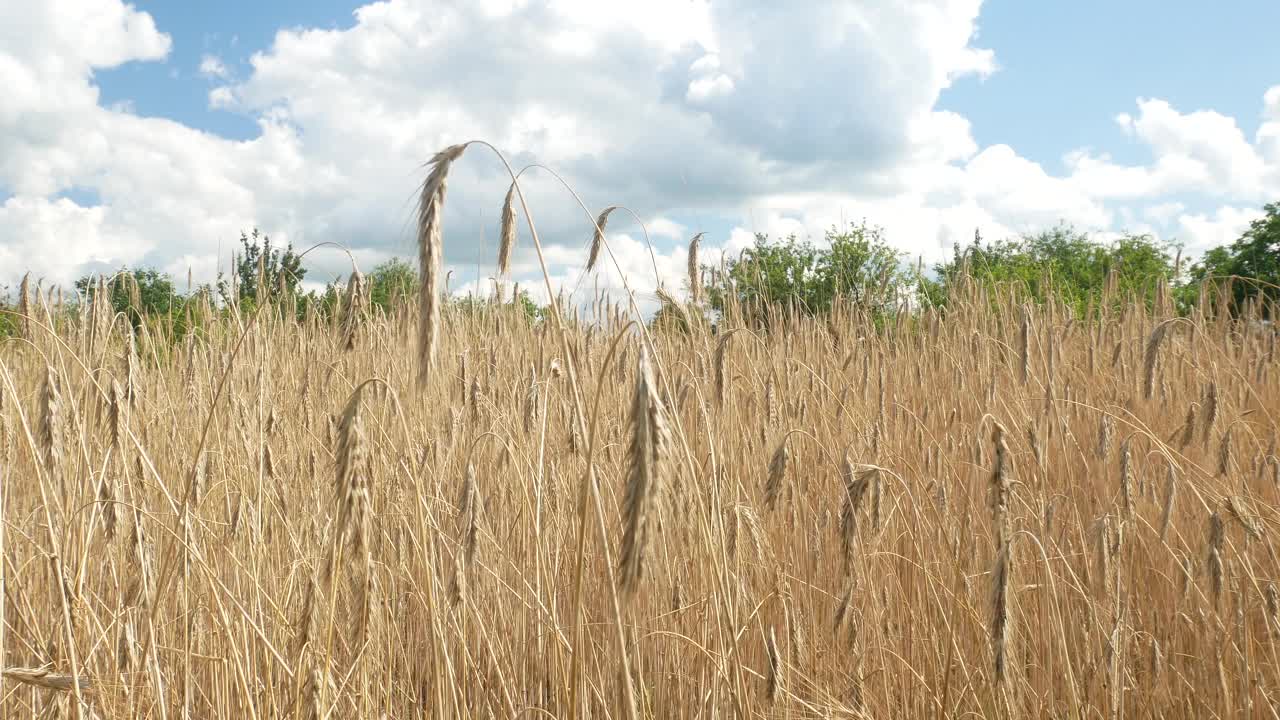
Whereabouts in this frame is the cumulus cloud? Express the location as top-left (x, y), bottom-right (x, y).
top-left (1175, 206), bottom-right (1259, 256)
top-left (0, 0), bottom-right (1277, 297)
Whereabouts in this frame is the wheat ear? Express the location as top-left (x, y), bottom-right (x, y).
top-left (618, 345), bottom-right (670, 595)
top-left (417, 143), bottom-right (468, 387)
top-left (688, 232), bottom-right (705, 304)
top-left (497, 181), bottom-right (518, 276)
top-left (587, 206), bottom-right (619, 272)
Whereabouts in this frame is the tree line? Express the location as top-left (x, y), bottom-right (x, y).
top-left (2, 201), bottom-right (1278, 341)
top-left (691, 201), bottom-right (1279, 328)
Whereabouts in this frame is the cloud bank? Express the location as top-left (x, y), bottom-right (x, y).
top-left (1, 0), bottom-right (1277, 304)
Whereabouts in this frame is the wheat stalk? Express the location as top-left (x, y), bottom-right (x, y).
top-left (3, 665), bottom-right (91, 693)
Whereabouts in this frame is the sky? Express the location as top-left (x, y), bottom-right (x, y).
top-left (2, 0), bottom-right (1278, 303)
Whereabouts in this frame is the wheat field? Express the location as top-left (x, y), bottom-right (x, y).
top-left (1, 145), bottom-right (1278, 718)
top-left (1, 268), bottom-right (1277, 719)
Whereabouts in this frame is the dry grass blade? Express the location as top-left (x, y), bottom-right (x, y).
top-left (1119, 438), bottom-right (1134, 518)
top-left (765, 626), bottom-right (781, 702)
top-left (3, 665), bottom-right (92, 692)
top-left (1160, 462), bottom-right (1178, 541)
top-left (1018, 308), bottom-right (1030, 385)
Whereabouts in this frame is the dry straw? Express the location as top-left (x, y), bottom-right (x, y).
top-left (3, 665), bottom-right (91, 693)
top-left (764, 626), bottom-right (781, 702)
top-left (1159, 462), bottom-right (1178, 540)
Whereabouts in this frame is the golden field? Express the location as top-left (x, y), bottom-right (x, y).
top-left (0, 268), bottom-right (1277, 719)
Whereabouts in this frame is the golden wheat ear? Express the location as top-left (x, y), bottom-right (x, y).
top-left (587, 206), bottom-right (618, 272)
top-left (618, 344), bottom-right (670, 596)
top-left (687, 232), bottom-right (705, 304)
top-left (417, 143), bottom-right (468, 387)
top-left (497, 181), bottom-right (518, 277)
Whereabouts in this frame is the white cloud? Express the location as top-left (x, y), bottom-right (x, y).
top-left (0, 0), bottom-right (1277, 297)
top-left (0, 196), bottom-right (148, 283)
top-left (1144, 201), bottom-right (1186, 226)
top-left (643, 217), bottom-right (686, 241)
top-left (1176, 206), bottom-right (1257, 256)
top-left (1074, 93), bottom-right (1279, 205)
top-left (199, 53), bottom-right (230, 80)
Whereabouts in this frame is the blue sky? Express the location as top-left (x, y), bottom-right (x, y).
top-left (96, 1), bottom-right (359, 140)
top-left (3, 0), bottom-right (1278, 297)
top-left (97, 0), bottom-right (1280, 172)
top-left (941, 0), bottom-right (1280, 171)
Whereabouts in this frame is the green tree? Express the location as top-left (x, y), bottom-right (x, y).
top-left (75, 267), bottom-right (180, 329)
top-left (708, 223), bottom-right (906, 325)
top-left (1185, 202), bottom-right (1280, 316)
top-left (814, 224), bottom-right (905, 309)
top-left (451, 290), bottom-right (541, 324)
top-left (367, 258), bottom-right (418, 313)
top-left (930, 224), bottom-right (1178, 312)
top-left (356, 255), bottom-right (542, 322)
top-left (218, 228), bottom-right (305, 306)
top-left (0, 282), bottom-right (21, 339)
